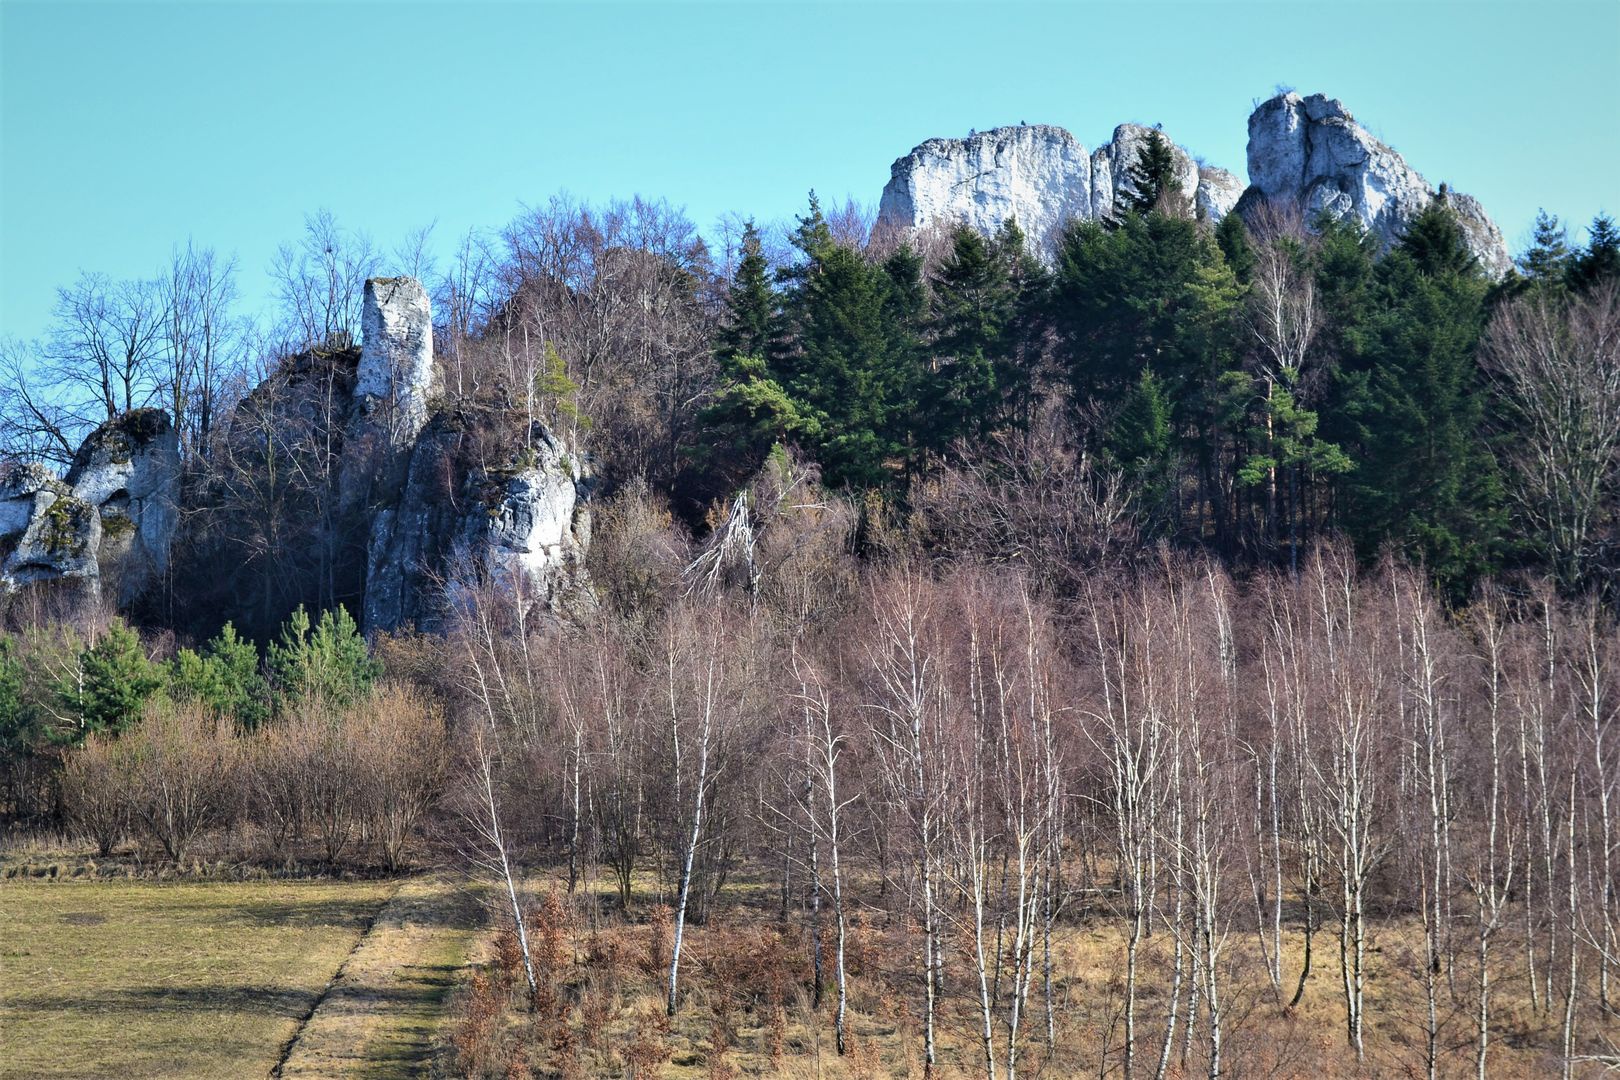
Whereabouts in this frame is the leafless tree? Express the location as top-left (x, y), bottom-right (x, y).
top-left (1481, 284), bottom-right (1620, 593)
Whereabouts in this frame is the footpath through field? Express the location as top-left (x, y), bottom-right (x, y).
top-left (273, 875), bottom-right (483, 1080)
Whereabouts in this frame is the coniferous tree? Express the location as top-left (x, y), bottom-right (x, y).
top-left (1342, 203), bottom-right (1503, 598)
top-left (1126, 128), bottom-right (1181, 215)
top-left (171, 622), bottom-right (269, 730)
top-left (1216, 211), bottom-right (1257, 283)
top-left (1569, 213), bottom-right (1620, 292)
top-left (926, 224), bottom-right (1018, 448)
top-left (268, 604), bottom-right (379, 709)
top-left (700, 221), bottom-right (799, 485)
top-left (66, 621), bottom-right (165, 740)
top-left (1517, 209), bottom-right (1572, 290)
top-left (1051, 212), bottom-right (1242, 536)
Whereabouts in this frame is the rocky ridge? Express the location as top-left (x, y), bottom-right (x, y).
top-left (877, 92), bottom-right (1511, 276)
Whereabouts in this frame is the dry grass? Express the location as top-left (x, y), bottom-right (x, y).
top-left (446, 865), bottom-right (1609, 1079)
top-left (0, 876), bottom-right (401, 1079)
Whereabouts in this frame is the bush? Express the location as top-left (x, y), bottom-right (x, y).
top-left (124, 700), bottom-right (238, 862)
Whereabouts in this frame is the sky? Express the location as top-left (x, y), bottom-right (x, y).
top-left (2, 0), bottom-right (1617, 342)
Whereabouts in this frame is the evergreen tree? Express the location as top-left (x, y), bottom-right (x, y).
top-left (1106, 367), bottom-right (1176, 518)
top-left (699, 220), bottom-right (797, 485)
top-left (1342, 203), bottom-right (1503, 599)
top-left (926, 224), bottom-right (1018, 448)
top-left (1569, 214), bottom-right (1620, 292)
top-left (1517, 209), bottom-right (1572, 290)
top-left (65, 621), bottom-right (165, 740)
top-left (787, 241), bottom-right (915, 488)
top-left (171, 622), bottom-right (269, 730)
top-left (1126, 128), bottom-right (1181, 215)
top-left (0, 635), bottom-right (37, 761)
top-left (1051, 212), bottom-right (1242, 535)
top-left (268, 604), bottom-right (379, 709)
top-left (715, 221), bottom-right (775, 367)
top-left (1215, 211), bottom-right (1257, 282)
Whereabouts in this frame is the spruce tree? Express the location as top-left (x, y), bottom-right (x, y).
top-left (715, 221), bottom-right (775, 368)
top-left (1216, 211), bottom-right (1257, 282)
top-left (1517, 209), bottom-right (1571, 289)
top-left (1342, 204), bottom-right (1503, 599)
top-left (1126, 128), bottom-right (1180, 215)
top-left (699, 220), bottom-right (797, 486)
top-left (927, 224), bottom-right (1017, 448)
top-left (1569, 214), bottom-right (1620, 292)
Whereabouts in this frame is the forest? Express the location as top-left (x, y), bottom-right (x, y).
top-left (2, 135), bottom-right (1619, 1078)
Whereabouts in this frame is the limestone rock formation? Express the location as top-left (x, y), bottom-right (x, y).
top-left (877, 125), bottom-right (1096, 254)
top-left (1241, 92), bottom-right (1510, 277)
top-left (363, 420), bottom-right (594, 634)
top-left (1, 411), bottom-right (180, 604)
top-left (877, 122), bottom-right (1238, 257)
top-left (470, 429), bottom-right (594, 621)
top-left (355, 276), bottom-right (436, 450)
top-left (65, 409), bottom-right (181, 602)
top-left (1196, 165), bottom-right (1245, 223)
top-left (877, 97), bottom-right (1509, 277)
top-left (0, 463), bottom-right (100, 598)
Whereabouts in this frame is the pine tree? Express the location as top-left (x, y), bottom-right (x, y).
top-left (172, 622), bottom-right (269, 730)
top-left (68, 621), bottom-right (165, 739)
top-left (1569, 214), bottom-right (1620, 292)
top-left (268, 604), bottom-right (379, 709)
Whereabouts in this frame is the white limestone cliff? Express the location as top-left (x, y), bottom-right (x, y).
top-left (1243, 92), bottom-right (1510, 277)
top-left (877, 122), bottom-right (1239, 258)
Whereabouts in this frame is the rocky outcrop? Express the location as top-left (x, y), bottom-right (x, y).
top-left (470, 429), bottom-right (594, 622)
top-left (877, 125), bottom-right (1096, 254)
top-left (1241, 92), bottom-right (1510, 277)
top-left (1087, 123), bottom-right (1203, 223)
top-left (1196, 165), bottom-right (1245, 223)
top-left (65, 409), bottom-right (181, 602)
top-left (363, 420), bottom-right (594, 634)
top-left (1, 411), bottom-right (179, 605)
top-left (878, 96), bottom-right (1510, 277)
top-left (0, 463), bottom-right (100, 600)
top-left (877, 122), bottom-right (1237, 257)
top-left (355, 276), bottom-right (436, 450)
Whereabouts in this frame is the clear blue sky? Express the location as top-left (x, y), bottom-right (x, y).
top-left (2, 0), bottom-right (1616, 341)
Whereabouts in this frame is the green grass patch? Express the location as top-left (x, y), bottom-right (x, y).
top-left (0, 878), bottom-right (394, 1080)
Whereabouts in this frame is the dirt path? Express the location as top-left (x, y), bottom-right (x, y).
top-left (274, 876), bottom-right (484, 1079)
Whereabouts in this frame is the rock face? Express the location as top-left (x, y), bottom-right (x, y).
top-left (0, 464), bottom-right (101, 600)
top-left (363, 420), bottom-right (594, 634)
top-left (877, 125), bottom-right (1095, 254)
top-left (65, 409), bottom-right (181, 602)
top-left (344, 277), bottom-right (593, 634)
top-left (355, 276), bottom-right (436, 449)
top-left (1242, 92), bottom-right (1510, 277)
top-left (877, 122), bottom-right (1238, 257)
top-left (1, 410), bottom-right (179, 605)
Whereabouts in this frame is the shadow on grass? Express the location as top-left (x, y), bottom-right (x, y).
top-left (14, 983), bottom-right (319, 1018)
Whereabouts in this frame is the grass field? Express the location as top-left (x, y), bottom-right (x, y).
top-left (0, 875), bottom-right (481, 1080)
